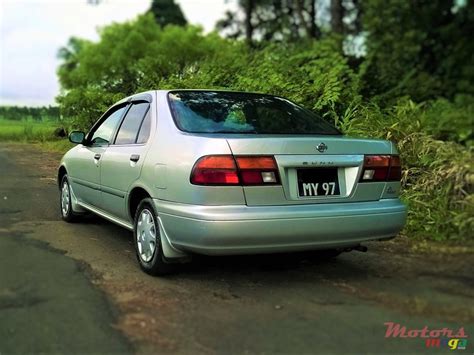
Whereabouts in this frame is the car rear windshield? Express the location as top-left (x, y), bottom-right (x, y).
top-left (167, 91), bottom-right (341, 135)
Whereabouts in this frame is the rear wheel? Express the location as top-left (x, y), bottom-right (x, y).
top-left (60, 175), bottom-right (79, 222)
top-left (134, 198), bottom-right (175, 276)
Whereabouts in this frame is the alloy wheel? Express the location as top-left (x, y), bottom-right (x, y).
top-left (136, 209), bottom-right (157, 262)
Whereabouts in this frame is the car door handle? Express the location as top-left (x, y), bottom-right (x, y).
top-left (94, 153), bottom-right (101, 160)
top-left (130, 154), bottom-right (140, 163)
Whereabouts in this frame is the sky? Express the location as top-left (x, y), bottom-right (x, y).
top-left (0, 0), bottom-right (236, 106)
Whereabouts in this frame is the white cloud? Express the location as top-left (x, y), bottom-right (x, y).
top-left (0, 0), bottom-right (236, 106)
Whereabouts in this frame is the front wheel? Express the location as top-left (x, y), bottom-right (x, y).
top-left (134, 198), bottom-right (175, 276)
top-left (60, 175), bottom-right (79, 222)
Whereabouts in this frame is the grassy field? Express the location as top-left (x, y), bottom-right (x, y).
top-left (0, 119), bottom-right (74, 153)
top-left (0, 119), bottom-right (59, 141)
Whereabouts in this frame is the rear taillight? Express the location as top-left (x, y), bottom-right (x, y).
top-left (360, 155), bottom-right (401, 182)
top-left (190, 156), bottom-right (239, 185)
top-left (388, 155), bottom-right (402, 181)
top-left (190, 155), bottom-right (280, 186)
top-left (235, 156), bottom-right (279, 185)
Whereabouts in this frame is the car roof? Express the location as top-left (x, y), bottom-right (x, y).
top-left (115, 89), bottom-right (280, 108)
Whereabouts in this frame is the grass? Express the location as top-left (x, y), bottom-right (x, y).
top-left (0, 119), bottom-right (74, 154)
top-left (0, 119), bottom-right (60, 142)
top-left (40, 139), bottom-right (75, 153)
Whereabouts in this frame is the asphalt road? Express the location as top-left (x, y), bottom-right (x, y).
top-left (0, 143), bottom-right (473, 355)
top-left (0, 144), bottom-right (131, 354)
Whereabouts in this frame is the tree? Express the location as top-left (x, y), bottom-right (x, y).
top-left (56, 15), bottom-right (235, 128)
top-left (360, 0), bottom-right (474, 103)
top-left (149, 0), bottom-right (187, 27)
top-left (57, 37), bottom-right (91, 89)
top-left (216, 0), bottom-right (322, 44)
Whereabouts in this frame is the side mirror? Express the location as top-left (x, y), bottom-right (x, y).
top-left (69, 131), bottom-right (85, 144)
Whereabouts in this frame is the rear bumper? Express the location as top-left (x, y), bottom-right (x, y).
top-left (154, 199), bottom-right (407, 255)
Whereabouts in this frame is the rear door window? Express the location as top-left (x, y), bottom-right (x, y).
top-left (114, 102), bottom-right (150, 145)
top-left (136, 110), bottom-right (151, 144)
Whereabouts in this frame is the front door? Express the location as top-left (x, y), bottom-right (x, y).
top-left (68, 104), bottom-right (128, 207)
top-left (68, 145), bottom-right (106, 207)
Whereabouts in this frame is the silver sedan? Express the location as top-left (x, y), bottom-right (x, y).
top-left (58, 90), bottom-right (407, 275)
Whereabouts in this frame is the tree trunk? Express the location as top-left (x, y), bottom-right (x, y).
top-left (308, 0), bottom-right (319, 39)
top-left (330, 0), bottom-right (344, 34)
top-left (295, 0), bottom-right (320, 39)
top-left (244, 0), bottom-right (255, 46)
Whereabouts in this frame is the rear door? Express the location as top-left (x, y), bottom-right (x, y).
top-left (226, 136), bottom-right (393, 206)
top-left (99, 101), bottom-right (152, 220)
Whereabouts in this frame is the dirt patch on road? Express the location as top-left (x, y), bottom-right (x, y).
top-left (3, 142), bottom-right (63, 180)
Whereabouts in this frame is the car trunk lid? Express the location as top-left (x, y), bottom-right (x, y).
top-left (226, 136), bottom-right (394, 206)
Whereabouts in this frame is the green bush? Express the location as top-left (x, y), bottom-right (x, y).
top-left (339, 99), bottom-right (473, 241)
top-left (421, 96), bottom-right (474, 147)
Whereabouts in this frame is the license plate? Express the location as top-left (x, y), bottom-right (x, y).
top-left (297, 168), bottom-right (340, 197)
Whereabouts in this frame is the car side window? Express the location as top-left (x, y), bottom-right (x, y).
top-left (90, 105), bottom-right (127, 146)
top-left (136, 109), bottom-right (151, 144)
top-left (115, 103), bottom-right (150, 145)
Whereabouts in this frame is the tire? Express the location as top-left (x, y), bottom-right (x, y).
top-left (60, 175), bottom-right (79, 222)
top-left (134, 198), bottom-right (175, 276)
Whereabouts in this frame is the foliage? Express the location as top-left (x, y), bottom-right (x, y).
top-left (57, 15), bottom-right (228, 127)
top-left (216, 0), bottom-right (362, 44)
top-left (339, 99), bottom-right (473, 240)
top-left (420, 96), bottom-right (474, 146)
top-left (216, 0), bottom-right (321, 42)
top-left (57, 15), bottom-right (358, 128)
top-left (234, 41), bottom-right (360, 117)
top-left (160, 39), bottom-right (359, 120)
top-left (149, 0), bottom-right (186, 27)
top-left (361, 0), bottom-right (474, 103)
top-left (0, 106), bottom-right (60, 122)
